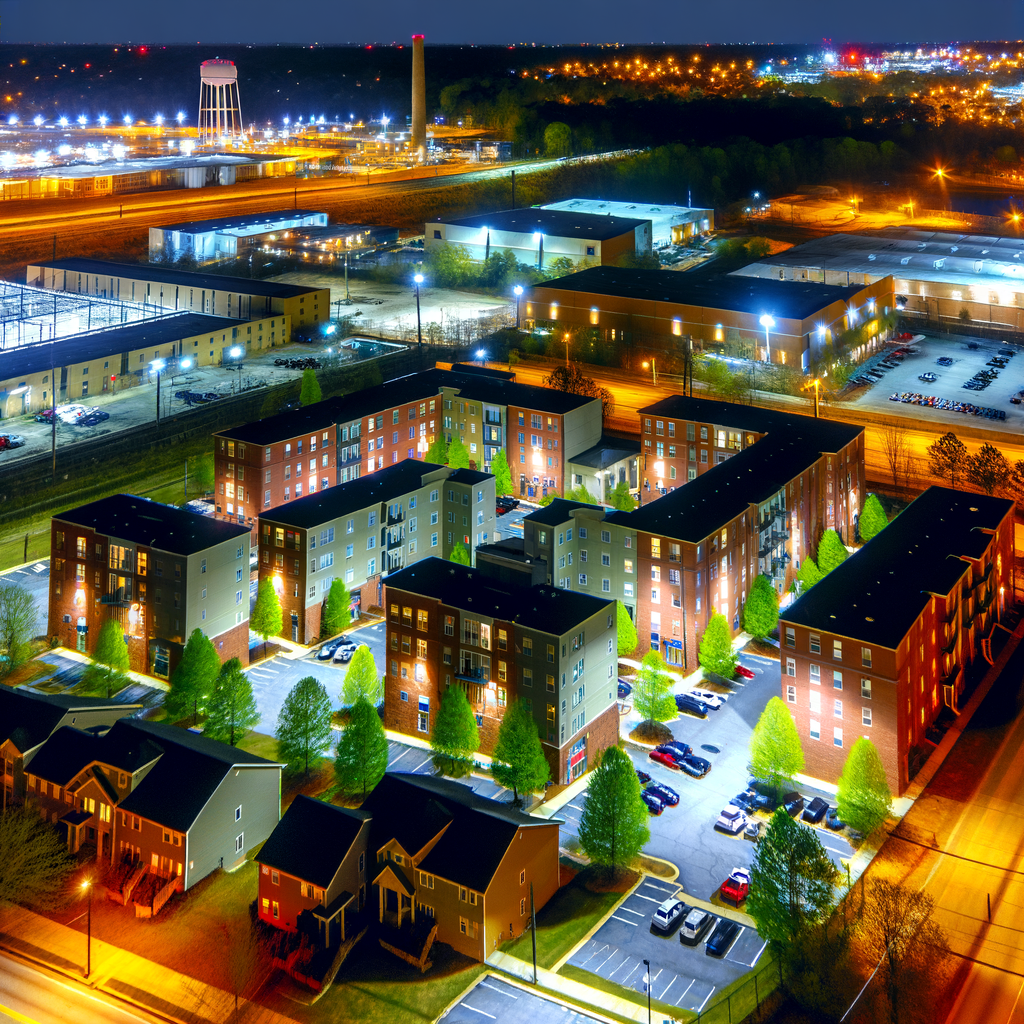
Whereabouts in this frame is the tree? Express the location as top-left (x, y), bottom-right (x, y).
top-left (543, 121), bottom-right (572, 157)
top-left (967, 441), bottom-right (1011, 495)
top-left (0, 806), bottom-right (76, 912)
top-left (449, 540), bottom-right (471, 566)
top-left (608, 481), bottom-right (636, 512)
top-left (428, 243), bottom-right (473, 288)
top-left (616, 601), bottom-right (637, 658)
top-left (491, 700), bottom-right (550, 806)
top-left (747, 809), bottom-right (840, 952)
top-left (698, 610), bottom-right (736, 677)
top-left (425, 435), bottom-right (449, 465)
top-left (221, 920), bottom-right (272, 1013)
top-left (632, 650), bottom-right (677, 726)
top-left (276, 676), bottom-right (333, 777)
top-left (322, 578), bottom-right (352, 637)
top-left (0, 579), bottom-right (37, 677)
top-left (927, 431), bottom-right (968, 488)
top-left (858, 493), bottom-right (889, 543)
top-left (749, 696), bottom-right (805, 800)
top-left (430, 685), bottom-right (479, 777)
top-left (879, 420), bottom-right (913, 499)
top-left (166, 628), bottom-right (221, 726)
top-left (93, 616), bottom-right (130, 672)
top-left (743, 574), bottom-right (779, 640)
top-left (205, 658), bottom-right (260, 747)
top-left (836, 736), bottom-right (893, 836)
top-left (565, 483), bottom-right (600, 505)
top-left (334, 695), bottom-right (389, 798)
top-left (797, 556), bottom-right (821, 593)
top-left (447, 435), bottom-right (470, 470)
top-left (186, 451), bottom-right (215, 499)
top-left (817, 529), bottom-right (848, 576)
top-left (490, 449), bottom-right (513, 496)
top-left (1009, 459), bottom-right (1024, 513)
top-left (250, 578), bottom-right (283, 659)
top-left (577, 745), bottom-right (650, 874)
top-left (341, 644), bottom-right (380, 706)
top-left (299, 368), bottom-right (322, 407)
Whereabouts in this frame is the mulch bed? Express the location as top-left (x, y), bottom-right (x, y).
top-left (578, 865), bottom-right (639, 894)
top-left (629, 721), bottom-right (673, 745)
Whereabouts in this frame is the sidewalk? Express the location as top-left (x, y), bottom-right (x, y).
top-left (0, 905), bottom-right (299, 1024)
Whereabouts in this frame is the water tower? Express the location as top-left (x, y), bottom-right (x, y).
top-left (198, 59), bottom-right (242, 143)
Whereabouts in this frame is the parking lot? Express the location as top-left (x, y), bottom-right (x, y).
top-left (565, 877), bottom-right (761, 1014)
top-left (385, 738), bottom-right (511, 801)
top-left (445, 976), bottom-right (604, 1024)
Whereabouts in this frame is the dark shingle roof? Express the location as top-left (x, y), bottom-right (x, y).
top-left (537, 267), bottom-right (863, 320)
top-left (439, 207), bottom-right (649, 240)
top-left (782, 487), bottom-right (1014, 649)
top-left (27, 724), bottom-right (163, 787)
top-left (524, 497), bottom-right (604, 527)
top-left (568, 435), bottom-right (641, 471)
top-left (386, 558), bottom-right (613, 636)
top-left (0, 688), bottom-right (135, 756)
top-left (55, 494), bottom-right (250, 556)
top-left (256, 796), bottom-right (369, 888)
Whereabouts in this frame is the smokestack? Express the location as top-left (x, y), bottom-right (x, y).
top-left (411, 34), bottom-right (426, 164)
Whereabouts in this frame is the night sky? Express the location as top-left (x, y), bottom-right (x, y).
top-left (0, 0), bottom-right (1019, 48)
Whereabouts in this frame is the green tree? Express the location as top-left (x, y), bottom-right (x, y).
top-left (447, 435), bottom-right (471, 470)
top-left (341, 644), bottom-right (381, 706)
top-left (698, 610), bottom-right (736, 677)
top-left (334, 695), bottom-right (389, 798)
top-left (633, 650), bottom-right (677, 726)
top-left (93, 616), bottom-right (130, 672)
top-left (836, 737), bottom-right (893, 836)
top-left (608, 481), bottom-right (636, 512)
top-left (0, 579), bottom-right (37, 678)
top-left (322, 578), bottom-right (352, 637)
top-left (430, 685), bottom-right (480, 777)
top-left (299, 368), bottom-right (322, 407)
top-left (927, 431), bottom-right (968, 488)
top-left (276, 675), bottom-right (334, 778)
top-left (250, 578), bottom-right (283, 659)
top-left (577, 745), bottom-right (650, 874)
top-left (747, 808), bottom-right (840, 953)
top-left (817, 529), bottom-right (848, 576)
top-left (616, 601), bottom-right (637, 658)
top-left (166, 628), bottom-right (221, 726)
top-left (749, 695), bottom-right (805, 800)
top-left (547, 255), bottom-right (578, 276)
top-left (565, 483), bottom-right (599, 505)
top-left (205, 658), bottom-right (260, 747)
top-left (450, 540), bottom-right (471, 566)
top-left (491, 699), bottom-right (550, 806)
top-left (428, 243), bottom-right (473, 288)
top-left (743, 574), bottom-right (779, 640)
top-left (0, 806), bottom-right (77, 912)
top-left (858, 493), bottom-right (889, 543)
top-left (797, 555), bottom-right (821, 593)
top-left (543, 121), bottom-right (572, 157)
top-left (490, 449), bottom-right (513, 496)
top-left (967, 441), bottom-right (1011, 495)
top-left (186, 451), bottom-right (215, 499)
top-left (425, 435), bottom-right (449, 465)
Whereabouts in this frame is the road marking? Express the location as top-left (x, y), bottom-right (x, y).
top-left (32, 563), bottom-right (46, 573)
top-left (657, 974), bottom-right (679, 1002)
top-left (633, 893), bottom-right (663, 903)
top-left (696, 985), bottom-right (716, 1013)
top-left (480, 982), bottom-right (517, 998)
top-left (389, 748), bottom-right (415, 765)
top-left (750, 939), bottom-right (768, 966)
top-left (824, 844), bottom-right (848, 856)
top-left (610, 914), bottom-right (637, 926)
top-left (594, 947), bottom-right (618, 972)
top-left (0, 1000), bottom-right (38, 1024)
top-left (643, 880), bottom-right (677, 894)
top-left (567, 803), bottom-right (585, 811)
top-left (412, 757), bottom-right (432, 772)
top-left (620, 906), bottom-right (645, 917)
top-left (461, 1005), bottom-right (496, 1019)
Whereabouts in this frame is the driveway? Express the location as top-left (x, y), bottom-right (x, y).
top-left (447, 976), bottom-right (605, 1024)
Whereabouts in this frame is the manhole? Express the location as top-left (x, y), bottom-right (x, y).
top-left (701, 744), bottom-right (720, 754)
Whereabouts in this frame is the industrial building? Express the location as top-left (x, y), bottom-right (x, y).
top-left (28, 258), bottom-right (327, 329)
top-left (542, 199), bottom-right (714, 246)
top-left (425, 208), bottom-right (652, 269)
top-left (526, 267), bottom-right (893, 370)
top-left (731, 227), bottom-right (1024, 335)
top-left (147, 209), bottom-right (329, 262)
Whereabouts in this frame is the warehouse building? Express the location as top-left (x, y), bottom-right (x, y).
top-left (148, 209), bottom-right (329, 262)
top-left (542, 199), bottom-right (713, 246)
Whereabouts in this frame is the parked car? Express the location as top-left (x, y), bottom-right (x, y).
top-left (649, 750), bottom-right (680, 771)
top-left (0, 436), bottom-right (9, 451)
top-left (656, 741), bottom-right (692, 761)
top-left (744, 819), bottom-right (762, 841)
top-left (635, 769), bottom-right (651, 785)
top-left (0, 433), bottom-right (25, 448)
top-left (715, 807), bottom-right (747, 834)
top-left (617, 679), bottom-right (633, 699)
top-left (35, 408), bottom-right (57, 423)
top-left (802, 797), bottom-right (829, 824)
top-left (333, 640), bottom-right (360, 663)
top-left (651, 897), bottom-right (687, 932)
top-left (734, 665), bottom-right (756, 680)
top-left (937, 357), bottom-right (954, 366)
top-left (706, 918), bottom-right (741, 957)
top-left (783, 791), bottom-right (805, 817)
top-left (825, 807), bottom-right (846, 831)
top-left (496, 496), bottom-right (519, 511)
top-left (730, 790), bottom-right (756, 812)
top-left (316, 642), bottom-right (341, 661)
top-left (640, 789), bottom-right (665, 815)
top-left (918, 372), bottom-right (938, 383)
top-left (647, 781), bottom-right (679, 806)
top-left (720, 868), bottom-right (751, 904)
top-left (680, 908), bottom-right (715, 945)
top-left (80, 412), bottom-right (109, 426)
top-left (679, 753), bottom-right (711, 778)
top-left (688, 688), bottom-right (724, 709)
top-left (675, 692), bottom-right (709, 718)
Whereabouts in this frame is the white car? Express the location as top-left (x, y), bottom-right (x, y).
top-left (333, 640), bottom-right (360, 663)
top-left (689, 688), bottom-right (724, 709)
top-left (56, 404), bottom-right (86, 424)
top-left (715, 807), bottom-right (748, 834)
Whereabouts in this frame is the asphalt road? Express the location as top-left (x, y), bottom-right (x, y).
top-left (0, 559), bottom-right (50, 632)
top-left (447, 975), bottom-right (604, 1024)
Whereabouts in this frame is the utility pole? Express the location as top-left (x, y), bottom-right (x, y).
top-left (530, 883), bottom-right (537, 984)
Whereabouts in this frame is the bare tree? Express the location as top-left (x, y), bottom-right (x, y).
top-left (223, 920), bottom-right (272, 1011)
top-left (879, 420), bottom-right (912, 499)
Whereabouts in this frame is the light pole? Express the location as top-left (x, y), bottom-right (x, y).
top-left (563, 333), bottom-right (570, 368)
top-left (806, 377), bottom-right (821, 418)
top-left (642, 359), bottom-right (658, 386)
top-left (513, 284), bottom-right (523, 329)
top-left (229, 345), bottom-right (244, 392)
top-left (758, 314), bottom-right (775, 364)
top-left (642, 959), bottom-right (651, 1024)
top-left (149, 358), bottom-right (165, 425)
top-left (81, 879), bottom-right (92, 977)
top-left (413, 273), bottom-right (424, 345)
top-left (476, 349), bottom-right (487, 367)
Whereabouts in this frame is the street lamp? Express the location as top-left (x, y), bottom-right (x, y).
top-left (563, 333), bottom-right (570, 368)
top-left (149, 359), bottom-right (165, 425)
top-left (81, 879), bottom-right (92, 977)
top-left (229, 345), bottom-right (244, 392)
top-left (641, 359), bottom-right (658, 386)
top-left (413, 273), bottom-right (424, 345)
top-left (513, 284), bottom-right (523, 329)
top-left (758, 314), bottom-right (775, 364)
top-left (476, 349), bottom-right (487, 366)
top-left (642, 959), bottom-right (651, 1024)
top-left (806, 377), bottom-right (822, 418)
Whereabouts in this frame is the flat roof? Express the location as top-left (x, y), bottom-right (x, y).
top-left (386, 558), bottom-right (614, 636)
top-left (153, 209), bottom-right (327, 235)
top-left (438, 207), bottom-right (650, 241)
top-left (524, 497), bottom-right (604, 527)
top-left (31, 258), bottom-right (320, 300)
top-left (536, 267), bottom-right (864, 320)
top-left (782, 486), bottom-right (1013, 649)
top-left (543, 199), bottom-right (712, 243)
top-left (55, 494), bottom-right (250, 555)
top-left (0, 312), bottom-right (241, 381)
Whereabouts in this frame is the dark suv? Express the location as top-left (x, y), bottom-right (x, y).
top-left (783, 791), bottom-right (805, 817)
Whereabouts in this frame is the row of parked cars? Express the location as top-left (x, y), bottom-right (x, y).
top-left (848, 344), bottom-right (916, 388)
top-left (651, 894), bottom-right (745, 957)
top-left (0, 431), bottom-right (25, 452)
top-left (35, 404), bottom-right (110, 427)
top-left (496, 496), bottom-right (520, 516)
top-left (315, 637), bottom-right (361, 663)
top-left (716, 788), bottom-right (843, 837)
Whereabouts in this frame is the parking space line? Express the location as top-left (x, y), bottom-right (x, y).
top-left (388, 748), bottom-right (416, 766)
top-left (674, 978), bottom-right (695, 1006)
top-left (750, 939), bottom-right (768, 966)
top-left (479, 982), bottom-right (517, 998)
top-left (607, 954), bottom-right (636, 980)
top-left (656, 974), bottom-right (678, 1002)
top-left (462, 1005), bottom-right (496, 1019)
top-left (593, 947), bottom-right (620, 973)
top-left (620, 907), bottom-right (645, 917)
top-left (633, 893), bottom-right (664, 903)
top-left (574, 941), bottom-right (607, 968)
top-left (412, 757), bottom-right (432, 772)
top-left (642, 880), bottom-right (677, 894)
top-left (567, 803), bottom-right (585, 811)
top-left (696, 986), bottom-right (716, 1013)
top-left (621, 961), bottom-right (643, 986)
top-left (609, 914), bottom-right (637, 926)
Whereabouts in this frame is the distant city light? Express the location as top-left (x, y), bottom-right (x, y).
top-left (33, 149), bottom-right (49, 166)
top-left (0, 153), bottom-right (15, 169)
top-left (57, 116), bottom-right (68, 128)
top-left (57, 144), bottom-right (72, 156)
top-left (154, 114), bottom-right (164, 125)
top-left (112, 144), bottom-right (126, 160)
top-left (180, 139), bottom-right (196, 157)
top-left (123, 114), bottom-right (132, 125)
top-left (98, 115), bottom-right (109, 127)
top-left (32, 115), bottom-right (43, 127)
top-left (7, 116), bottom-right (16, 126)
top-left (176, 111), bottom-right (185, 124)
top-left (77, 115), bottom-right (87, 126)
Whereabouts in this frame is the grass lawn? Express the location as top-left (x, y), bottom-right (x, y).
top-left (1, 656), bottom-right (57, 688)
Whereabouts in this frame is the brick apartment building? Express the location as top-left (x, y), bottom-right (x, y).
top-left (257, 460), bottom-right (496, 643)
top-left (48, 494), bottom-right (252, 678)
top-left (780, 486), bottom-right (1014, 796)
top-left (383, 558), bottom-right (618, 784)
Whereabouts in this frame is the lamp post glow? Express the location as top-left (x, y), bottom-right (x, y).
top-left (806, 377), bottom-right (822, 418)
top-left (413, 273), bottom-right (424, 345)
top-left (230, 345), bottom-right (244, 392)
top-left (759, 314), bottom-right (775, 364)
top-left (513, 284), bottom-right (523, 329)
top-left (81, 879), bottom-right (93, 977)
top-left (642, 359), bottom-right (658, 386)
top-left (149, 359), bottom-right (165, 425)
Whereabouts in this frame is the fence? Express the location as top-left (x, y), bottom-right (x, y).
top-left (690, 954), bottom-right (783, 1024)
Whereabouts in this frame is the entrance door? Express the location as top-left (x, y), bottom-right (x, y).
top-left (291, 612), bottom-right (299, 642)
top-left (76, 617), bottom-right (87, 651)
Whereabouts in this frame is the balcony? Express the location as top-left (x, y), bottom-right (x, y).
top-left (387, 510), bottom-right (405, 526)
top-left (100, 589), bottom-right (131, 607)
top-left (456, 665), bottom-right (489, 683)
top-left (386, 554), bottom-right (403, 573)
top-left (940, 631), bottom-right (958, 655)
top-left (386, 531), bottom-right (404, 550)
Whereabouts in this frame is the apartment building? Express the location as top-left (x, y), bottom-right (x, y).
top-left (257, 461), bottom-right (496, 643)
top-left (383, 558), bottom-right (618, 784)
top-left (779, 486), bottom-right (1014, 796)
top-left (48, 495), bottom-right (252, 677)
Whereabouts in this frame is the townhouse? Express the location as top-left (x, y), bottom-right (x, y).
top-left (256, 460), bottom-right (496, 643)
top-left (383, 558), bottom-right (618, 784)
top-left (48, 494), bottom-right (252, 678)
top-left (780, 486), bottom-right (1014, 796)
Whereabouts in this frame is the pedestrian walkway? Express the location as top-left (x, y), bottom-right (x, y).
top-left (0, 905), bottom-right (299, 1024)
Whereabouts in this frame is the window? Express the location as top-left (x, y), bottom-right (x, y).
top-left (579, 574), bottom-right (588, 587)
top-left (786, 658), bottom-right (796, 677)
top-left (786, 685), bottom-right (796, 703)
top-left (809, 691), bottom-right (820, 713)
top-left (809, 633), bottom-right (820, 654)
top-left (785, 627), bottom-right (795, 648)
top-left (861, 646), bottom-right (872, 668)
top-left (833, 640), bottom-right (843, 661)
top-left (833, 727), bottom-right (843, 748)
top-left (862, 707), bottom-right (873, 727)
top-left (809, 664), bottom-right (820, 684)
top-left (809, 719), bottom-right (820, 741)
top-left (235, 833), bottom-right (244, 854)
top-left (523, 638), bottom-right (533, 657)
top-left (861, 678), bottom-right (872, 699)
top-left (235, 805), bottom-right (242, 822)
